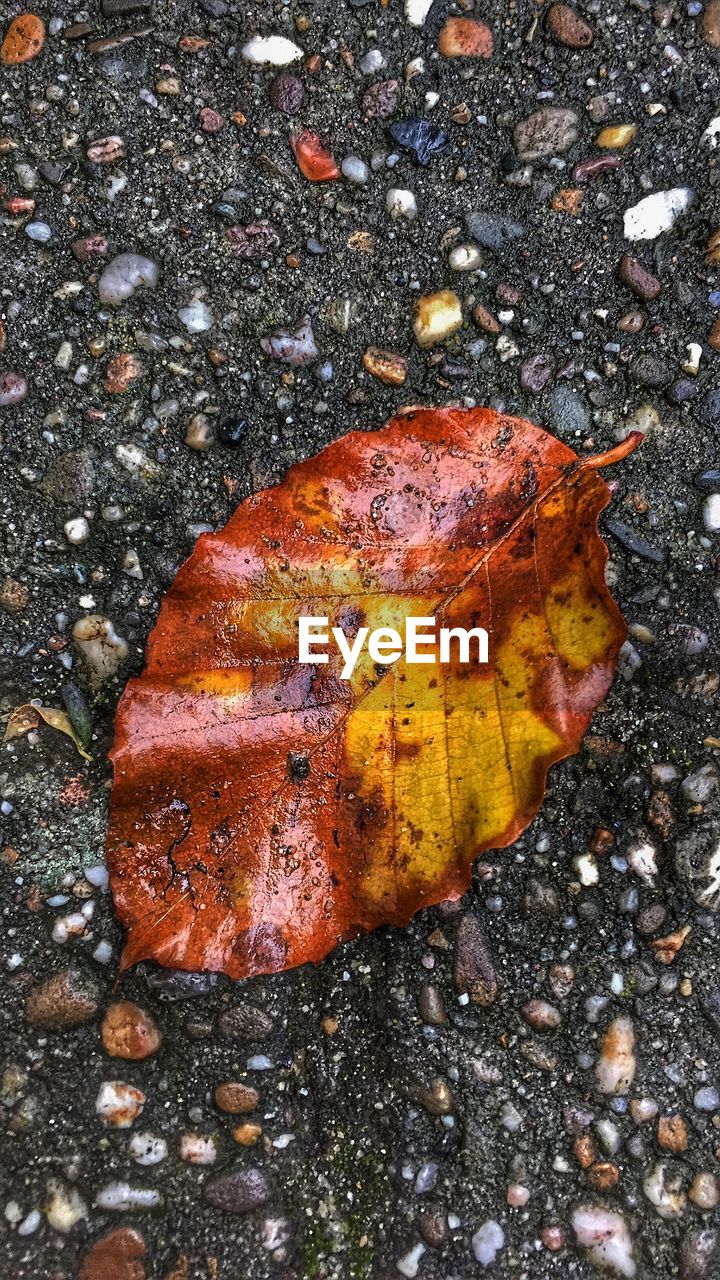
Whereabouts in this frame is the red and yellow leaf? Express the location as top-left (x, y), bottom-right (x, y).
top-left (106, 409), bottom-right (639, 979)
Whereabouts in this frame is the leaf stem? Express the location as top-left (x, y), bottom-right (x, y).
top-left (582, 431), bottom-right (643, 472)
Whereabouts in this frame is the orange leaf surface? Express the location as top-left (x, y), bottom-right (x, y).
top-left (107, 409), bottom-right (639, 979)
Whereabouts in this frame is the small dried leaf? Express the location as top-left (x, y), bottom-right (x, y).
top-left (4, 704), bottom-right (92, 761)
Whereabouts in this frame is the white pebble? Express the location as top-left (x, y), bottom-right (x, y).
top-left (129, 1132), bottom-right (168, 1166)
top-left (94, 1182), bottom-right (162, 1212)
top-left (64, 516), bottom-right (90, 545)
top-left (241, 35), bottom-right (303, 65)
top-left (17, 1209), bottom-right (41, 1236)
top-left (85, 864), bottom-right (108, 889)
top-left (623, 188), bottom-right (694, 241)
top-left (180, 1133), bottom-right (217, 1164)
top-left (626, 834), bottom-right (658, 884)
top-left (98, 253), bottom-right (159, 308)
top-left (682, 342), bottom-right (702, 375)
top-left (178, 299), bottom-right (213, 333)
top-left (360, 49), bottom-right (385, 74)
top-left (596, 1017), bottom-right (636, 1095)
top-left (472, 1220), bottom-right (505, 1268)
top-left (45, 1180), bottom-right (88, 1234)
top-left (386, 187), bottom-right (417, 220)
top-left (247, 1054), bottom-right (274, 1070)
top-left (73, 614), bottom-right (129, 687)
top-left (448, 243), bottom-right (483, 272)
top-left (644, 1163), bottom-right (687, 1219)
top-left (700, 114), bottom-right (720, 148)
top-left (93, 939), bottom-right (114, 964)
top-left (572, 1205), bottom-right (636, 1278)
top-left (341, 156), bottom-right (370, 185)
top-left (396, 1242), bottom-right (426, 1278)
top-left (703, 494), bottom-right (720, 532)
top-left (96, 1080), bottom-right (146, 1128)
top-left (405, 0), bottom-right (435, 26)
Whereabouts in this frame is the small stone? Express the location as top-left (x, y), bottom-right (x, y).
top-left (290, 130), bottom-right (339, 181)
top-left (98, 254), bottom-right (158, 308)
top-left (215, 1082), bottom-right (260, 1113)
top-left (689, 1173), bottom-right (720, 1211)
top-left (547, 4), bottom-right (593, 47)
top-left (386, 187), bottom-right (417, 220)
top-left (26, 969), bottom-right (99, 1029)
top-left (513, 107), bottom-right (580, 160)
top-left (618, 254), bottom-right (662, 302)
top-left (438, 17), bottom-right (494, 58)
top-left (681, 1230), bottom-right (719, 1280)
top-left (473, 303), bottom-right (501, 335)
top-left (341, 156), bottom-right (370, 185)
top-left (703, 494), bottom-right (720, 532)
top-left (414, 289), bottom-right (463, 348)
top-left (466, 209), bottom-right (525, 250)
top-left (128, 1132), bottom-right (168, 1165)
top-left (520, 353), bottom-right (553, 393)
top-left (241, 35), bottom-right (303, 65)
top-left (0, 372), bottom-right (28, 406)
top-left (472, 1220), bottom-right (505, 1268)
top-left (1, 13), bottom-right (45, 65)
top-left (597, 124), bottom-right (637, 149)
top-left (388, 119), bottom-right (447, 166)
top-left (73, 615), bottom-right (129, 687)
top-left (219, 1003), bottom-right (274, 1039)
top-left (572, 1206), bottom-right (636, 1277)
top-left (453, 912), bottom-right (498, 1005)
top-left (362, 79), bottom-right (399, 120)
top-left (704, 0), bottom-right (720, 47)
top-left (658, 1114), bottom-right (688, 1152)
top-left (261, 318), bottom-right (318, 365)
top-left (694, 1086), bottom-right (720, 1113)
top-left (417, 984), bottom-right (447, 1025)
top-left (94, 1183), bottom-right (161, 1213)
top-left (596, 1017), bottom-right (636, 1095)
top-left (78, 1228), bottom-right (147, 1280)
top-left (644, 1162), bottom-right (687, 1219)
top-left (448, 243), bottom-right (482, 271)
top-left (204, 1166), bottom-right (273, 1212)
top-left (72, 234), bottom-right (109, 261)
top-left (270, 72), bottom-right (305, 114)
top-left (233, 1122), bottom-right (263, 1145)
top-left (87, 136), bottom-right (125, 164)
top-left (185, 413), bottom-right (215, 451)
top-left (624, 189), bottom-right (694, 241)
top-left (45, 1180), bottom-right (88, 1234)
top-left (217, 417), bottom-right (248, 448)
top-left (178, 299), bottom-right (213, 332)
top-left (522, 998), bottom-right (562, 1030)
top-left (96, 1081), bottom-right (146, 1128)
top-left (199, 107), bottom-right (223, 133)
top-left (101, 1002), bottom-right (162, 1060)
top-left (362, 347), bottom-right (408, 385)
top-left (105, 354), bottom-right (143, 394)
top-left (0, 576), bottom-right (29, 614)
top-left (180, 1133), bottom-right (217, 1164)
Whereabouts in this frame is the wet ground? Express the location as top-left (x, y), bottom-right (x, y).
top-left (1, 0), bottom-right (720, 1277)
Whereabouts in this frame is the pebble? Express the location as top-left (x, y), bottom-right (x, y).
top-left (689, 1173), bottom-right (720, 1211)
top-left (362, 347), bottom-right (408, 385)
top-left (624, 189), bottom-right (694, 241)
top-left (705, 0), bottom-right (720, 46)
top-left (86, 136), bottom-right (125, 164)
top-left (572, 1205), bottom-right (636, 1278)
top-left (78, 1228), bottom-right (147, 1280)
top-left (96, 1081), bottom-right (146, 1128)
top-left (101, 1002), bottom-right (162, 1060)
top-left (219, 1003), bottom-right (274, 1039)
top-left (128, 1132), bottom-right (168, 1165)
top-left (438, 18), bottom-right (494, 58)
top-left (388, 119), bottom-right (447, 166)
top-left (618, 254), bottom-right (662, 301)
top-left (105, 354), bottom-right (143, 394)
top-left (98, 254), bottom-right (159, 308)
top-left (26, 968), bottom-right (99, 1029)
top-left (547, 4), bottom-right (593, 47)
top-left (522, 999), bottom-right (562, 1030)
top-left (520, 353), bottom-right (553, 393)
top-left (178, 299), bottom-right (214, 333)
top-left (465, 209), bottom-right (525, 251)
top-left (644, 1162), bottom-right (687, 1219)
top-left (472, 1220), bottom-right (505, 1267)
top-left (261, 318), bottom-right (318, 365)
top-left (362, 80), bottom-right (400, 120)
top-left (694, 1086), bottom-right (719, 1112)
top-left (453, 912), bottom-right (498, 1004)
top-left (204, 1166), bottom-right (273, 1212)
top-left (73, 615), bottom-right (129, 687)
top-left (290, 130), bottom-right (339, 181)
top-left (341, 156), bottom-right (370, 185)
top-left (215, 1082), bottom-right (260, 1113)
top-left (241, 35), bottom-right (303, 65)
top-left (180, 1133), bottom-right (218, 1164)
top-left (396, 1242), bottom-right (426, 1277)
top-left (45, 1180), bottom-right (88, 1234)
top-left (448, 243), bottom-right (482, 271)
top-left (386, 187), bottom-right (417, 220)
top-left (0, 372), bottom-right (28, 406)
top-left (1, 13), bottom-right (45, 65)
top-left (703, 495), bottom-right (720, 532)
top-left (596, 1017), bottom-right (636, 1094)
top-left (64, 516), bottom-right (90, 545)
top-left (597, 124), bottom-right (637, 149)
top-left (414, 289), bottom-right (463, 348)
top-left (405, 0), bottom-right (434, 27)
top-left (94, 1183), bottom-right (162, 1212)
top-left (681, 1231), bottom-right (719, 1279)
top-left (513, 107), bottom-right (580, 160)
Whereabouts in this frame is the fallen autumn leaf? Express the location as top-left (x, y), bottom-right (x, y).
top-left (107, 408), bottom-right (640, 979)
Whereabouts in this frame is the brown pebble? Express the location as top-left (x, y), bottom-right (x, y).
top-left (78, 1227), bottom-right (146, 1280)
top-left (417, 983), bottom-right (447, 1026)
top-left (647, 789), bottom-right (676, 838)
top-left (574, 1135), bottom-right (596, 1168)
top-left (709, 318), bottom-right (720, 353)
top-left (541, 1224), bottom-right (565, 1252)
top-left (551, 187), bottom-right (583, 215)
top-left (547, 3), bottom-right (593, 47)
top-left (658, 1114), bottom-right (688, 1153)
top-left (1, 13), bottom-right (45, 65)
top-left (362, 347), bottom-right (408, 386)
top-left (704, 0), bottom-right (720, 47)
top-left (473, 302), bottom-right (501, 335)
top-left (453, 913), bottom-right (498, 1005)
top-left (706, 229), bottom-right (720, 266)
top-left (617, 310), bottom-right (645, 334)
top-left (652, 924), bottom-right (691, 964)
top-left (438, 16), bottom-right (494, 58)
top-left (104, 353), bottom-right (142, 394)
top-left (522, 998), bottom-right (562, 1030)
top-left (0, 576), bottom-right (29, 615)
top-left (419, 1212), bottom-right (448, 1248)
top-left (405, 1077), bottom-right (454, 1116)
top-left (232, 1122), bottom-right (262, 1145)
top-left (573, 153), bottom-right (621, 182)
top-left (72, 234), bottom-right (109, 261)
top-left (689, 1171), bottom-right (720, 1210)
top-left (214, 1082), bottom-right (260, 1114)
top-left (101, 1001), bottom-right (162, 1060)
top-left (26, 968), bottom-right (99, 1029)
top-left (587, 1161), bottom-right (620, 1190)
top-left (618, 254), bottom-right (662, 302)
